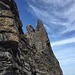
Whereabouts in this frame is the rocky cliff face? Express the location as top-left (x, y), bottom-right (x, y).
top-left (0, 0), bottom-right (63, 75)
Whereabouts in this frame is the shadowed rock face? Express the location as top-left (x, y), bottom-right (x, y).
top-left (0, 0), bottom-right (63, 75)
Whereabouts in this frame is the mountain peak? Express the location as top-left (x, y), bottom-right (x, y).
top-left (36, 19), bottom-right (44, 30)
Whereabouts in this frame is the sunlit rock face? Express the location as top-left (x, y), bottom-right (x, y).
top-left (0, 0), bottom-right (63, 75)
top-left (0, 0), bottom-right (18, 45)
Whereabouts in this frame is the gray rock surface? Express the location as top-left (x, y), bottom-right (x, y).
top-left (0, 0), bottom-right (63, 75)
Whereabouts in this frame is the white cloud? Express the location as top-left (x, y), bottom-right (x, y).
top-left (28, 4), bottom-right (49, 18)
top-left (51, 37), bottom-right (75, 46)
top-left (44, 24), bottom-right (50, 32)
top-left (61, 24), bottom-right (75, 34)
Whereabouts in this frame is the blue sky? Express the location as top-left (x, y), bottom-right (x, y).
top-left (15, 0), bottom-right (75, 75)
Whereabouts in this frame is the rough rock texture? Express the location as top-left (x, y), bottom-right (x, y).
top-left (0, 0), bottom-right (63, 75)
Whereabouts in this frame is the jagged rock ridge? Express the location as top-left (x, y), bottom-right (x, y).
top-left (0, 0), bottom-right (63, 75)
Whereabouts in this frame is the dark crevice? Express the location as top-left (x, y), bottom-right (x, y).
top-left (0, 1), bottom-right (10, 10)
top-left (0, 31), bottom-right (15, 33)
top-left (0, 15), bottom-right (14, 18)
top-left (46, 42), bottom-right (50, 47)
top-left (0, 41), bottom-right (18, 49)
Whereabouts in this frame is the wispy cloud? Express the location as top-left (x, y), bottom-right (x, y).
top-left (54, 47), bottom-right (75, 66)
top-left (27, 0), bottom-right (75, 36)
top-left (51, 37), bottom-right (75, 46)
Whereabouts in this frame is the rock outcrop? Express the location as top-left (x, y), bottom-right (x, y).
top-left (0, 0), bottom-right (63, 75)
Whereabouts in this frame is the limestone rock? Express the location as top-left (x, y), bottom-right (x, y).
top-left (0, 0), bottom-right (63, 75)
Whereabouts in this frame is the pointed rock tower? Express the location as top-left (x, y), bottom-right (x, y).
top-left (0, 0), bottom-right (63, 75)
top-left (26, 19), bottom-right (63, 75)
